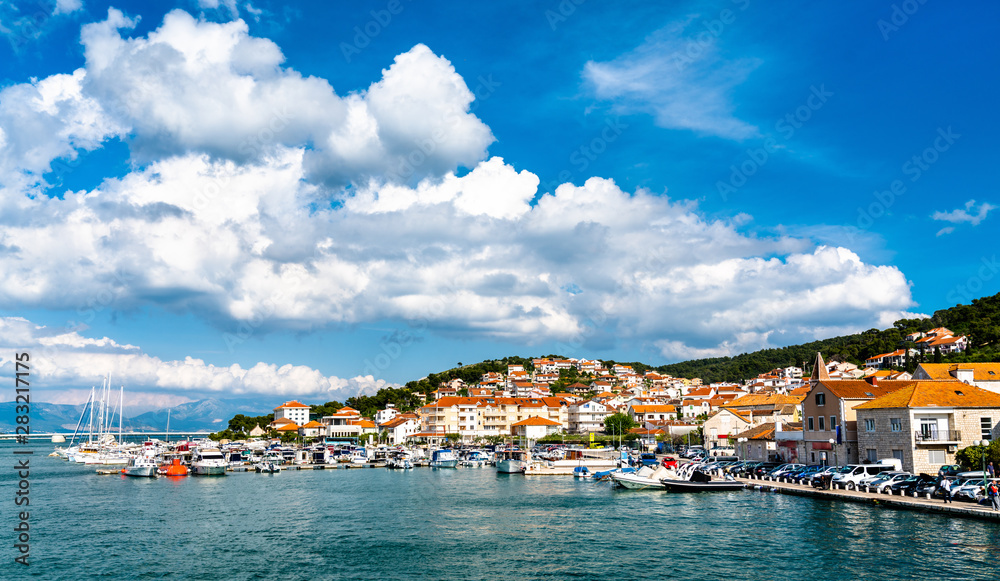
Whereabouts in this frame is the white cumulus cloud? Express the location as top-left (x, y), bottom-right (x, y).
top-left (0, 316), bottom-right (385, 406)
top-left (0, 8), bottom-right (921, 383)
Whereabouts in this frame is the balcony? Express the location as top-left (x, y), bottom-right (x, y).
top-left (914, 429), bottom-right (961, 443)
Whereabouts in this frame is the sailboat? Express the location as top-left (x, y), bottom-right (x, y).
top-left (63, 375), bottom-right (133, 465)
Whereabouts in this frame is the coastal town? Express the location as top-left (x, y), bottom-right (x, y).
top-left (245, 327), bottom-right (1000, 481)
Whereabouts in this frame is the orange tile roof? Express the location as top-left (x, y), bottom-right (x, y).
top-left (274, 400), bottom-right (309, 411)
top-left (631, 404), bottom-right (676, 413)
top-left (733, 423), bottom-right (777, 440)
top-left (276, 422), bottom-right (300, 431)
top-left (724, 393), bottom-right (805, 407)
top-left (854, 380), bottom-right (1000, 409)
top-left (929, 336), bottom-right (964, 345)
top-left (349, 419), bottom-right (376, 428)
top-left (381, 416), bottom-right (417, 428)
top-left (300, 420), bottom-right (324, 429)
top-left (511, 416), bottom-right (561, 427)
top-left (815, 380), bottom-right (908, 399)
top-left (916, 363), bottom-right (1000, 381)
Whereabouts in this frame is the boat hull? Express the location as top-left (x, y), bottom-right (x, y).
top-left (124, 466), bottom-right (158, 478)
top-left (612, 474), bottom-right (664, 490)
top-left (430, 459), bottom-right (458, 468)
top-left (192, 464), bottom-right (227, 476)
top-left (660, 479), bottom-right (744, 492)
top-left (496, 459), bottom-right (526, 474)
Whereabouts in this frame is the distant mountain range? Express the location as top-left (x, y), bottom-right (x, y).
top-left (0, 397), bottom-right (276, 433)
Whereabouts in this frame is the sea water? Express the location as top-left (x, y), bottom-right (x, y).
top-left (1, 442), bottom-right (998, 580)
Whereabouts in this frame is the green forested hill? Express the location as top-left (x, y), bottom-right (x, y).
top-left (323, 292), bottom-right (1000, 416)
top-left (656, 292), bottom-right (1000, 382)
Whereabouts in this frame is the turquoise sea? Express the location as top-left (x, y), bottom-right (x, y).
top-left (2, 442), bottom-right (999, 580)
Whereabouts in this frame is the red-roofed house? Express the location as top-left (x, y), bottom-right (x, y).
top-left (274, 401), bottom-right (311, 426)
top-left (381, 413), bottom-right (421, 445)
top-left (299, 420), bottom-right (325, 438)
top-left (510, 416), bottom-right (561, 439)
top-left (854, 380), bottom-right (1000, 473)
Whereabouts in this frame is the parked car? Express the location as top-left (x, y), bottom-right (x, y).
top-left (816, 466), bottom-right (852, 487)
top-left (915, 476), bottom-right (946, 498)
top-left (889, 474), bottom-right (937, 496)
top-left (767, 463), bottom-right (805, 480)
top-left (938, 464), bottom-right (963, 477)
top-left (751, 462), bottom-right (784, 477)
top-left (952, 477), bottom-right (1000, 502)
top-left (727, 461), bottom-right (759, 476)
top-left (868, 472), bottom-right (912, 493)
top-left (639, 453), bottom-right (658, 467)
top-left (833, 464), bottom-right (899, 490)
top-left (788, 465), bottom-right (825, 484)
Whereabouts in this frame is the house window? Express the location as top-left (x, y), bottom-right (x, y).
top-left (892, 449), bottom-right (904, 461)
top-left (811, 452), bottom-right (816, 462)
top-left (866, 448), bottom-right (878, 463)
top-left (818, 416), bottom-right (825, 431)
top-left (982, 417), bottom-right (994, 441)
top-left (865, 418), bottom-right (875, 432)
top-left (808, 417), bottom-right (814, 431)
top-left (928, 450), bottom-right (946, 464)
top-left (920, 419), bottom-right (938, 440)
top-left (830, 416), bottom-right (837, 429)
top-left (890, 418), bottom-right (902, 432)
top-left (816, 392), bottom-right (825, 406)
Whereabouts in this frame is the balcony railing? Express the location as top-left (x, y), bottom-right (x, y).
top-left (914, 429), bottom-right (961, 443)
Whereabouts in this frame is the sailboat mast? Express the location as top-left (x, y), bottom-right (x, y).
top-left (118, 383), bottom-right (124, 443)
top-left (69, 388), bottom-right (94, 448)
top-left (165, 409), bottom-right (170, 443)
top-left (87, 385), bottom-right (96, 445)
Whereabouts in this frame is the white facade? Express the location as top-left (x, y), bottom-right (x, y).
top-left (274, 402), bottom-right (310, 425)
top-left (375, 404), bottom-right (398, 426)
top-left (568, 401), bottom-right (609, 433)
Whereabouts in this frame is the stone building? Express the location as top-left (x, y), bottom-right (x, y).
top-left (801, 352), bottom-right (906, 466)
top-left (854, 380), bottom-right (1000, 474)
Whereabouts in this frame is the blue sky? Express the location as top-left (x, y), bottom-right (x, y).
top-left (1, 0), bottom-right (997, 411)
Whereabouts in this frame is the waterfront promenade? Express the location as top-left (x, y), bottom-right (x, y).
top-left (737, 475), bottom-right (1000, 522)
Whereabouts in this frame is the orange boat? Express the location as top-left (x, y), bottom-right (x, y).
top-left (159, 459), bottom-right (190, 476)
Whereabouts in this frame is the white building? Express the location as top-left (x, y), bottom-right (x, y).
top-left (375, 404), bottom-right (399, 426)
top-left (381, 414), bottom-right (421, 445)
top-left (568, 400), bottom-right (609, 433)
top-left (274, 400), bottom-right (311, 426)
top-left (510, 416), bottom-right (561, 440)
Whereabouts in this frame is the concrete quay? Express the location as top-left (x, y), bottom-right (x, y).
top-left (737, 476), bottom-right (1000, 522)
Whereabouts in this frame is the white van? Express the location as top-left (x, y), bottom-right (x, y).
top-left (832, 464), bottom-right (897, 489)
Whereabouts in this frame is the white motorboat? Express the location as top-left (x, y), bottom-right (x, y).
top-left (124, 452), bottom-right (159, 478)
top-left (430, 449), bottom-right (459, 468)
top-left (191, 447), bottom-right (228, 476)
top-left (611, 465), bottom-right (673, 490)
top-left (254, 461), bottom-right (281, 474)
top-left (461, 451), bottom-right (489, 467)
top-left (496, 449), bottom-right (528, 474)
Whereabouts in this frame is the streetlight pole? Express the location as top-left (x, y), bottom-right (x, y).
top-left (975, 440), bottom-right (987, 490)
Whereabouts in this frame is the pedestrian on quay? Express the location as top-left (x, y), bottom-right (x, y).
top-left (941, 477), bottom-right (952, 503)
top-left (988, 461), bottom-right (995, 478)
top-left (989, 480), bottom-right (1000, 512)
